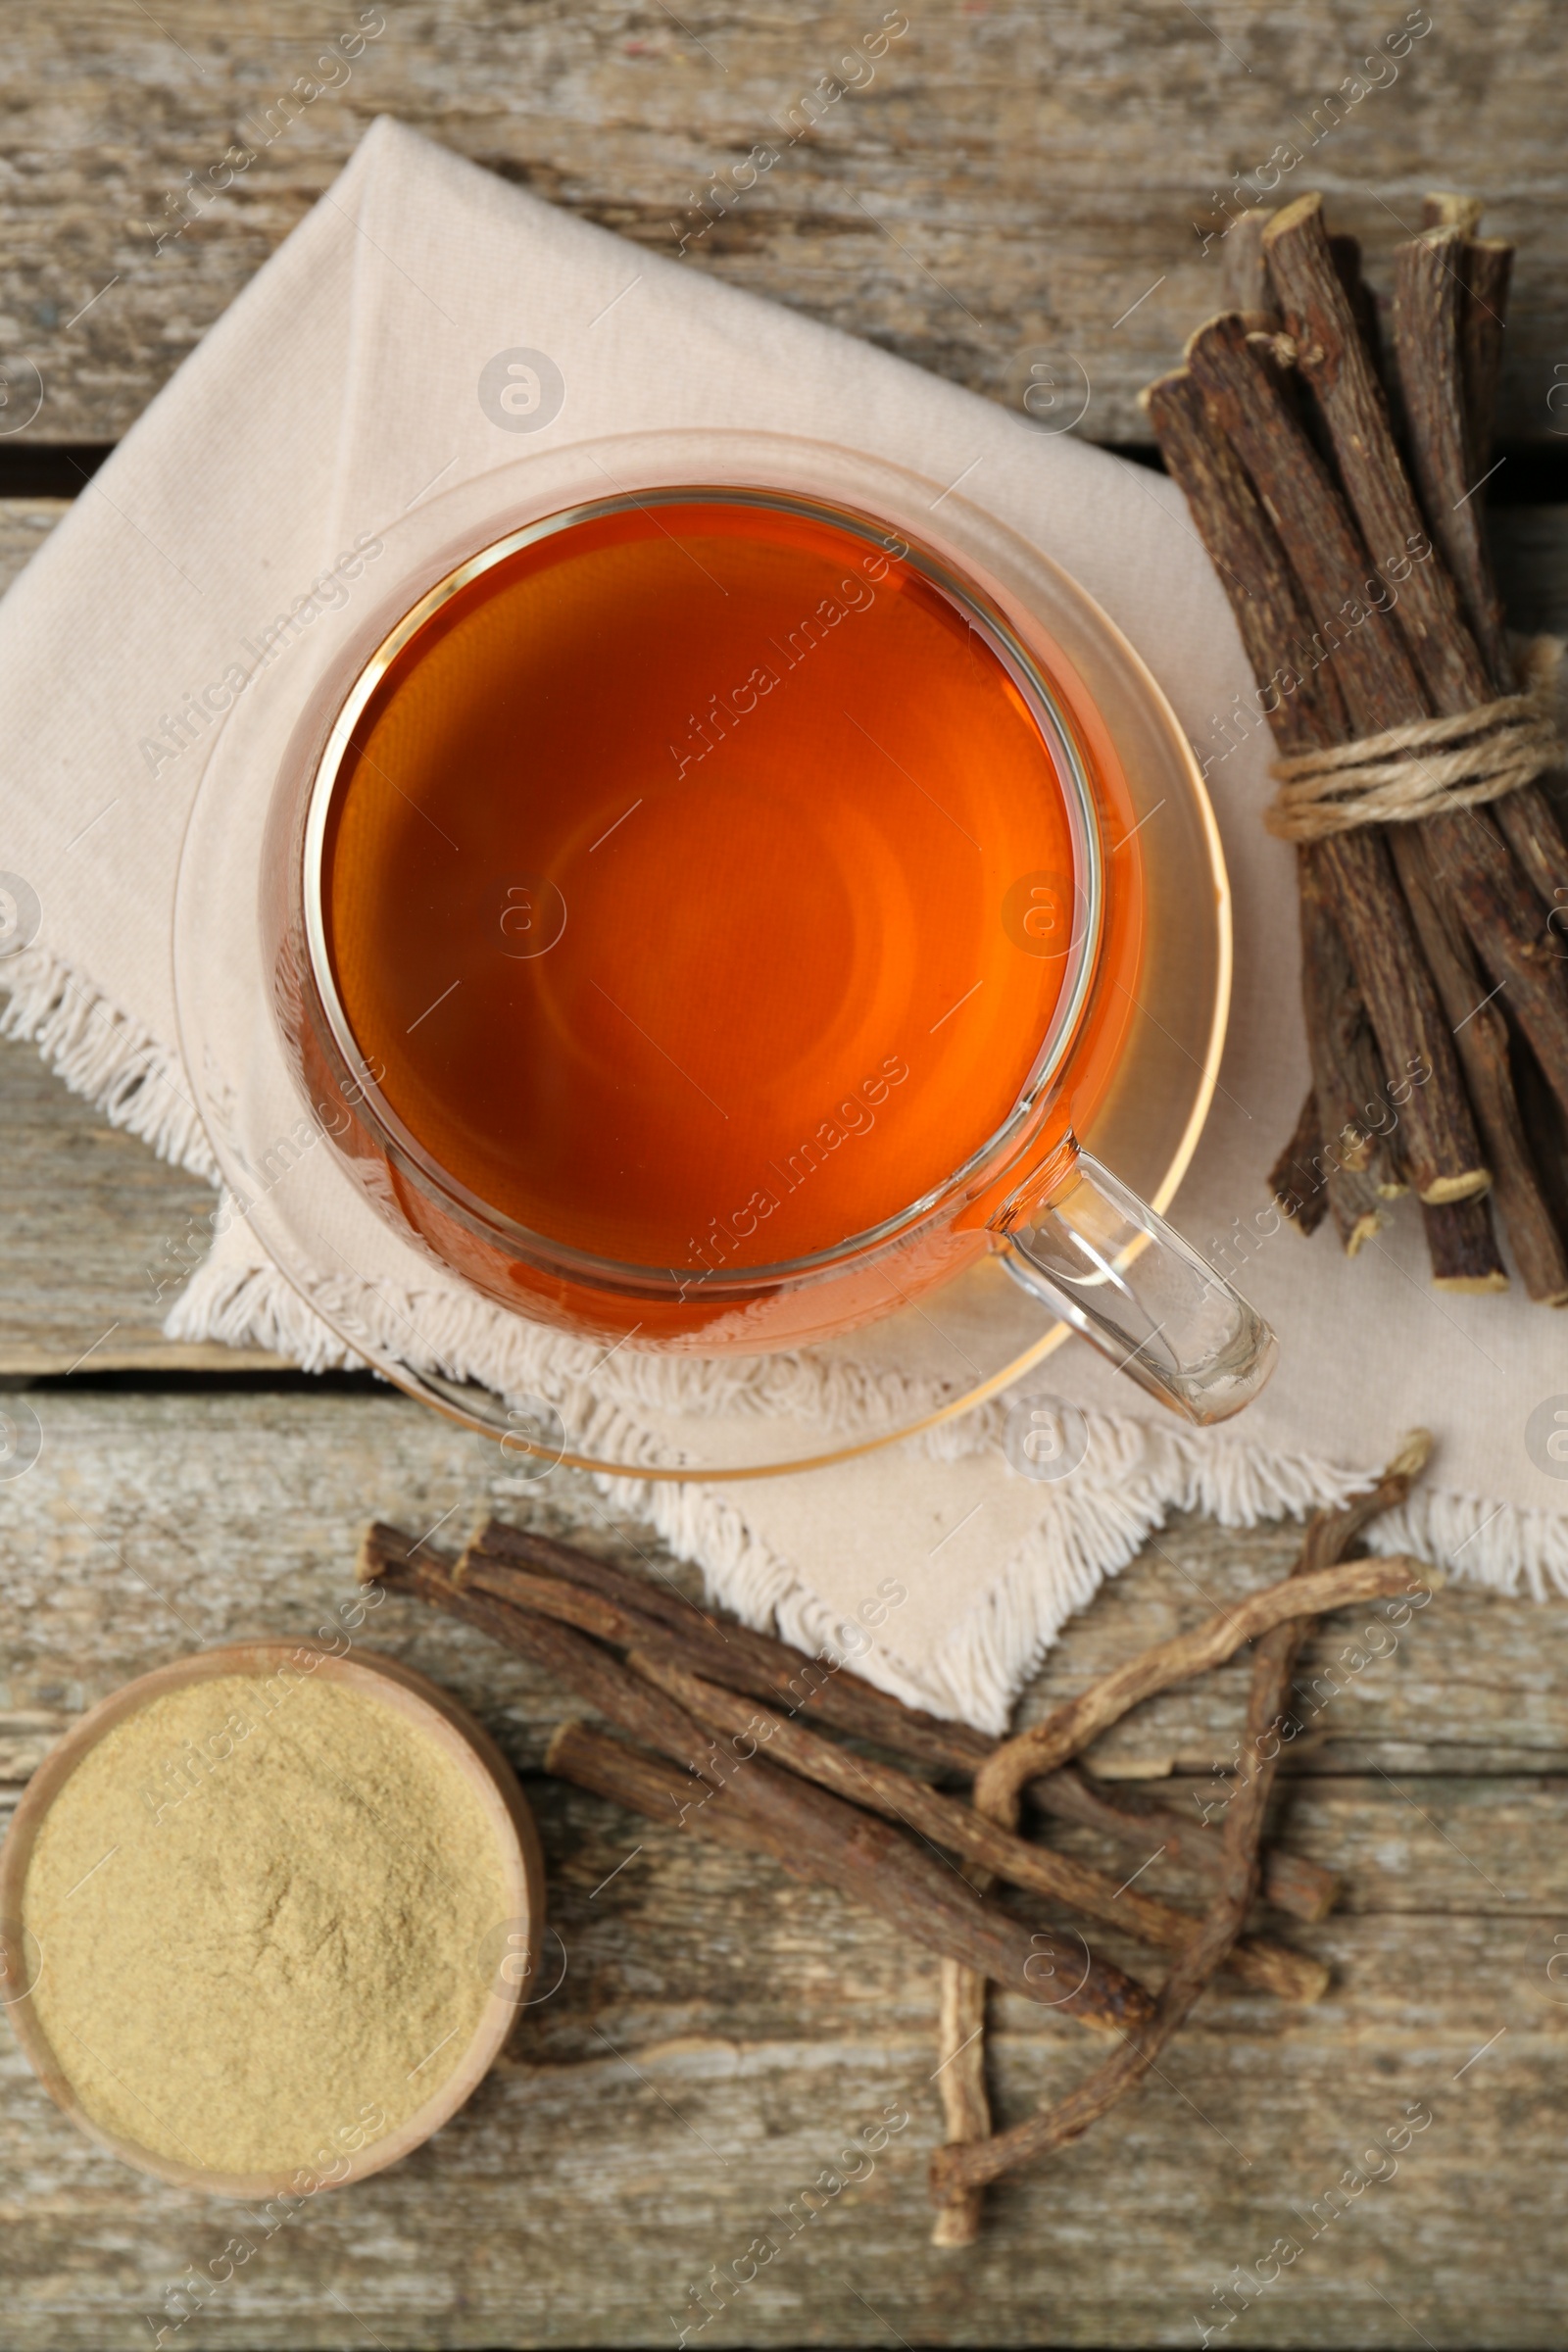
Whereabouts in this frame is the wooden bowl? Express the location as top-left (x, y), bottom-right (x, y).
top-left (0, 1641), bottom-right (546, 2197)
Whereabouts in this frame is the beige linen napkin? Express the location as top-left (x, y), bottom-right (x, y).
top-left (4, 119), bottom-right (1565, 1734)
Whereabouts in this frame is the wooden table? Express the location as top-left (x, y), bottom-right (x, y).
top-left (5, 8), bottom-right (1568, 2343)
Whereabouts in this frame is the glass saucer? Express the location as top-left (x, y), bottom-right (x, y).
top-left (172, 430), bottom-right (1227, 1480)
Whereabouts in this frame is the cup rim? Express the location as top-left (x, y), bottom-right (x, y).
top-left (298, 479), bottom-right (1107, 1298)
top-left (172, 420), bottom-right (1228, 1472)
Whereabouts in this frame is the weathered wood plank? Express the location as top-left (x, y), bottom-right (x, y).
top-left (5, 2), bottom-right (1568, 448)
top-left (0, 498), bottom-right (69, 596)
top-left (6, 14), bottom-right (1568, 2334)
top-left (1, 1391), bottom-right (1564, 1779)
top-left (0, 1029), bottom-right (286, 1370)
top-left (3, 1393), bottom-right (1566, 2343)
top-left (0, 1863), bottom-right (1562, 2346)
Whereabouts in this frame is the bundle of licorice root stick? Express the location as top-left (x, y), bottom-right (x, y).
top-left (360, 1431), bottom-right (1440, 2243)
top-left (1144, 190), bottom-right (1568, 1301)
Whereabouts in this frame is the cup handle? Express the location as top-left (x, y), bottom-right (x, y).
top-left (999, 1134), bottom-right (1278, 1425)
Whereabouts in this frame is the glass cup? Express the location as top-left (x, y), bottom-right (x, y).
top-left (260, 470), bottom-right (1275, 1428)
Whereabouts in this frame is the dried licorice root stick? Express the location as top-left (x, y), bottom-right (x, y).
top-left (1263, 195), bottom-right (1568, 1124)
top-left (1418, 1197), bottom-right (1509, 1293)
top-left (971, 1555), bottom-right (1433, 1828)
top-left (1298, 853), bottom-right (1405, 1198)
top-left (632, 1650), bottom-right (1328, 2002)
top-left (1298, 866), bottom-right (1391, 1252)
top-left (1142, 358), bottom-right (1487, 1212)
top-left (932, 1932), bottom-right (993, 2247)
top-left (1180, 313), bottom-right (1427, 727)
top-left (1221, 207), bottom-right (1277, 319)
top-left (930, 1437), bottom-right (1434, 2203)
top-left (1428, 203), bottom-right (1513, 491)
top-left (1394, 225), bottom-right (1510, 683)
top-left (1155, 318), bottom-right (1506, 1288)
top-left (1140, 362), bottom-right (1394, 1242)
top-left (385, 1518), bottom-right (1344, 1923)
top-left (1031, 1764), bottom-right (1339, 1925)
top-left (466, 1519), bottom-right (1347, 1922)
top-left (1138, 362), bottom-right (1349, 756)
top-left (465, 1520), bottom-right (992, 1777)
top-left (1326, 230), bottom-right (1393, 416)
top-left (1382, 220), bottom-right (1568, 1299)
top-left (977, 1434), bottom-right (1434, 1835)
top-left (548, 1719), bottom-right (789, 1869)
top-left (1395, 819), bottom-right (1568, 1300)
top-left (1152, 213), bottom-right (1561, 1300)
top-left (1268, 1087), bottom-right (1332, 1237)
top-left (365, 1531), bottom-right (1156, 2036)
top-left (464, 1519), bottom-right (1341, 1919)
top-left (929, 1559), bottom-right (1302, 2203)
top-left (1263, 192), bottom-right (1490, 715)
top-left (1394, 212), bottom-right (1568, 920)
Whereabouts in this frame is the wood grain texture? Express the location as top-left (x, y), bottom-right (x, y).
top-left (0, 1028), bottom-right (286, 1371)
top-left (1, 1392), bottom-right (1567, 2345)
top-left (5, 45), bottom-right (1568, 2318)
top-left (0, 1392), bottom-right (1565, 1784)
top-left (6, 2), bottom-right (1568, 447)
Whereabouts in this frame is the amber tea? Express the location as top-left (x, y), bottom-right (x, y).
top-left (318, 494), bottom-right (1097, 1285)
